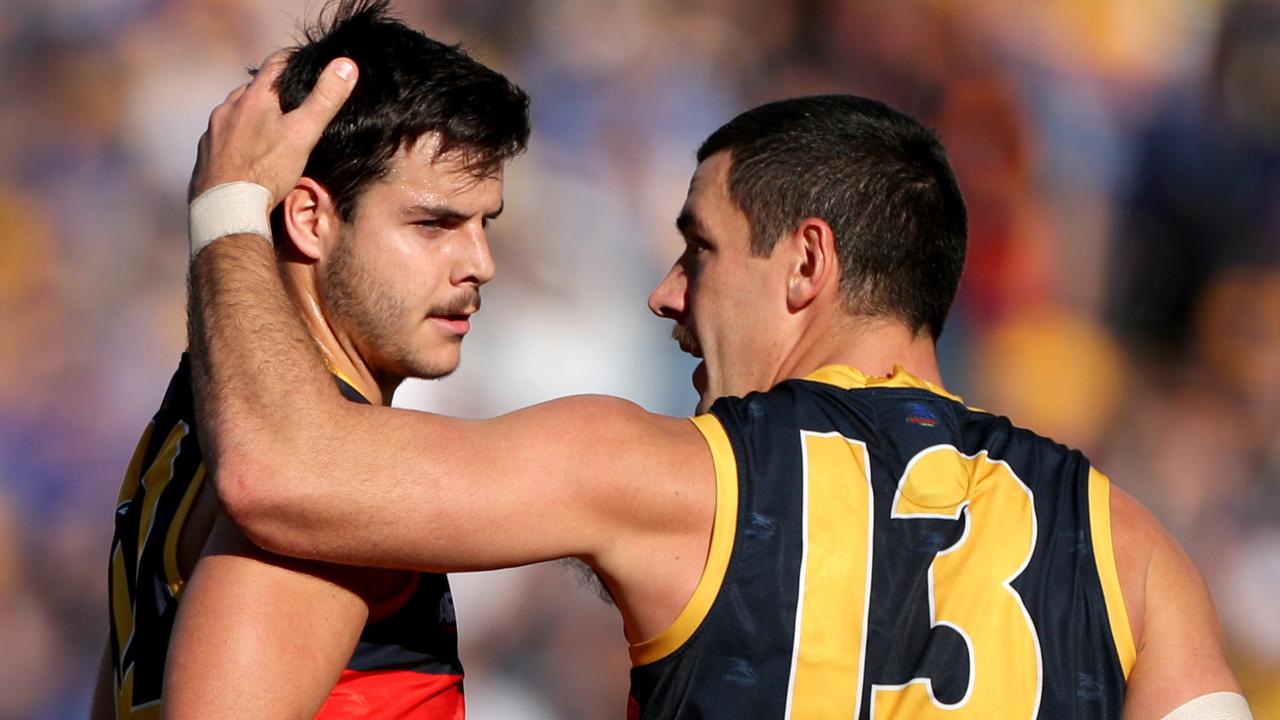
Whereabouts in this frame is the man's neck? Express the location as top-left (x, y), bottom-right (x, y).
top-left (280, 264), bottom-right (395, 406)
top-left (777, 311), bottom-right (945, 390)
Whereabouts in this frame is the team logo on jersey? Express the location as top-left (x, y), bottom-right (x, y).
top-left (438, 591), bottom-right (456, 626)
top-left (905, 402), bottom-right (939, 427)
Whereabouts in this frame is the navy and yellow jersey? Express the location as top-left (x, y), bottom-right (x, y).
top-left (629, 365), bottom-right (1135, 720)
top-left (107, 354), bottom-right (464, 720)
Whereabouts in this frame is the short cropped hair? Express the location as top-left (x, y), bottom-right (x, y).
top-left (272, 0), bottom-right (530, 223)
top-left (698, 95), bottom-right (967, 340)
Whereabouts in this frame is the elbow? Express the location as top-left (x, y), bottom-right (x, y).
top-left (205, 401), bottom-right (350, 560)
top-left (210, 446), bottom-right (304, 557)
top-left (211, 452), bottom-right (262, 526)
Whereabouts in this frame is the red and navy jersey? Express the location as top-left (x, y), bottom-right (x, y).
top-left (629, 365), bottom-right (1135, 719)
top-left (107, 354), bottom-right (463, 719)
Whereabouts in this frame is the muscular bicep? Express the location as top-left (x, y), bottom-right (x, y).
top-left (1111, 486), bottom-right (1244, 718)
top-left (164, 513), bottom-right (381, 719)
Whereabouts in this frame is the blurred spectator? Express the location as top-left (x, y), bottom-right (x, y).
top-left (1109, 0), bottom-right (1280, 372)
top-left (970, 306), bottom-right (1128, 457)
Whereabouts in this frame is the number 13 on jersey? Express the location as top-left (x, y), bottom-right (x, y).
top-left (785, 432), bottom-right (1042, 719)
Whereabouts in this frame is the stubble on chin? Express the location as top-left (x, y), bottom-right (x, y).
top-left (324, 237), bottom-right (451, 382)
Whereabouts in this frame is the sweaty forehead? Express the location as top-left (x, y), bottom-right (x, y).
top-left (379, 136), bottom-right (504, 206)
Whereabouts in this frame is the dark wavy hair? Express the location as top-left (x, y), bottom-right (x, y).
top-left (270, 0), bottom-right (530, 224)
top-left (698, 95), bottom-right (967, 340)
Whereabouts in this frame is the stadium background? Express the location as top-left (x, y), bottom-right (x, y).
top-left (0, 0), bottom-right (1278, 717)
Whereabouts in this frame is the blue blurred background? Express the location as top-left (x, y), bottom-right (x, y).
top-left (1, 0), bottom-right (1278, 717)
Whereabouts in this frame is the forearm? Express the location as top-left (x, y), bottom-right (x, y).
top-left (182, 51), bottom-right (357, 496)
top-left (187, 235), bottom-right (332, 466)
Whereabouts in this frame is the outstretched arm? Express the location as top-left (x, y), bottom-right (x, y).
top-left (1111, 486), bottom-right (1250, 719)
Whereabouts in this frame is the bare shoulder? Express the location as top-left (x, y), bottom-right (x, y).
top-left (1107, 484), bottom-right (1244, 717)
top-left (515, 397), bottom-right (720, 642)
top-left (200, 508), bottom-right (421, 610)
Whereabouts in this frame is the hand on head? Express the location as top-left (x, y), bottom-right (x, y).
top-left (189, 51), bottom-right (358, 206)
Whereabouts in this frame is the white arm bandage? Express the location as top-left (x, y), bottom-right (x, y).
top-left (1161, 692), bottom-right (1253, 720)
top-left (188, 181), bottom-right (274, 258)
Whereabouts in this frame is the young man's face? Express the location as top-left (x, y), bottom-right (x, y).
top-left (648, 151), bottom-right (794, 414)
top-left (319, 134), bottom-right (504, 384)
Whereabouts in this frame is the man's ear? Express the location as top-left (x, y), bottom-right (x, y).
top-left (281, 177), bottom-right (341, 261)
top-left (785, 217), bottom-right (838, 312)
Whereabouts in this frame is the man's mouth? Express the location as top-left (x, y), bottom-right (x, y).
top-left (428, 292), bottom-right (480, 336)
top-left (429, 314), bottom-right (471, 335)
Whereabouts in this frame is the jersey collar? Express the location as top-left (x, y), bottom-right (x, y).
top-left (801, 364), bottom-right (964, 404)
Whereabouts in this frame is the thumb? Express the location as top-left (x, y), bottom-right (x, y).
top-left (290, 57), bottom-right (358, 135)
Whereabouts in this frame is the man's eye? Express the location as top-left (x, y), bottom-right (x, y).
top-left (678, 240), bottom-right (706, 271)
top-left (416, 217), bottom-right (465, 231)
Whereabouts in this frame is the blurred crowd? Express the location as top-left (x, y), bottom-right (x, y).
top-left (0, 0), bottom-right (1277, 717)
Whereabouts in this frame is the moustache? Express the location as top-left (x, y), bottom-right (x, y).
top-left (671, 324), bottom-right (702, 357)
top-left (429, 290), bottom-right (481, 317)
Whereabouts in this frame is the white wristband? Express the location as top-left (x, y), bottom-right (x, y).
top-left (1162, 692), bottom-right (1253, 720)
top-left (188, 181), bottom-right (274, 258)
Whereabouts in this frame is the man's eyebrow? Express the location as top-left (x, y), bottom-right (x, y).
top-left (403, 202), bottom-right (504, 221)
top-left (675, 209), bottom-right (706, 238)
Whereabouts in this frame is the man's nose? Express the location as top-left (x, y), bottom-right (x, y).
top-left (456, 226), bottom-right (496, 287)
top-left (648, 261), bottom-right (687, 319)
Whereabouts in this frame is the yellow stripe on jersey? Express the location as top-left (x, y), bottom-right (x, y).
top-left (1088, 468), bottom-right (1136, 677)
top-left (629, 413), bottom-right (739, 666)
top-left (109, 542), bottom-right (134, 662)
top-left (785, 433), bottom-right (873, 719)
top-left (110, 422), bottom-right (157, 663)
top-left (163, 463), bottom-right (206, 596)
top-left (111, 419), bottom-right (191, 718)
top-left (117, 421), bottom-right (156, 505)
top-left (324, 357), bottom-right (374, 403)
top-left (134, 422), bottom-right (189, 552)
top-left (114, 670), bottom-right (160, 720)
